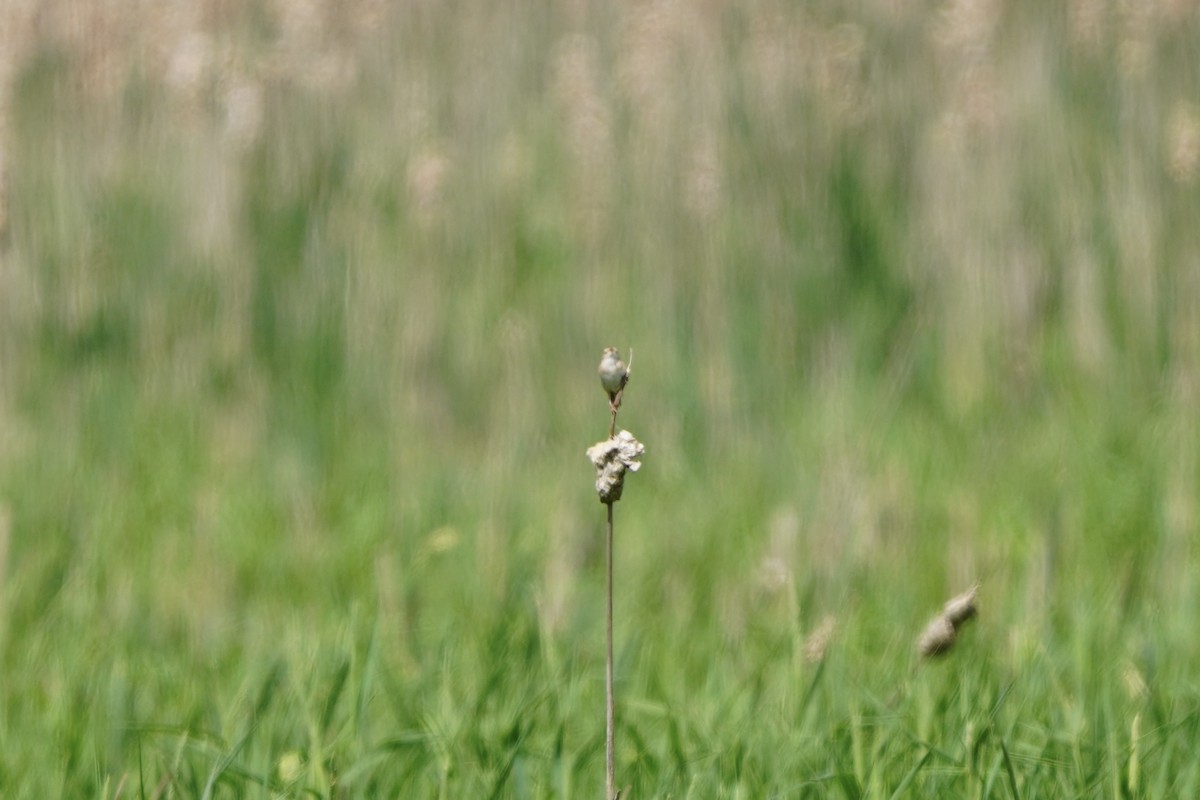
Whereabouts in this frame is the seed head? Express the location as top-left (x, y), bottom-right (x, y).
top-left (587, 430), bottom-right (645, 503)
top-left (918, 585), bottom-right (979, 659)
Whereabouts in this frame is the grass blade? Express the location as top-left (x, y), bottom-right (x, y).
top-left (1000, 739), bottom-right (1021, 800)
top-left (887, 748), bottom-right (931, 800)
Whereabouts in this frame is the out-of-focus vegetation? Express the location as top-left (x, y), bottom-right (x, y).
top-left (2, 0), bottom-right (1200, 795)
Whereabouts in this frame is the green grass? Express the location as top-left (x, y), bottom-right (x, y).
top-left (2, 0), bottom-right (1200, 796)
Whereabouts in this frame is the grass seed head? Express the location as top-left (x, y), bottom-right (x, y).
top-left (942, 585), bottom-right (978, 625)
top-left (918, 615), bottom-right (958, 658)
top-left (803, 616), bottom-right (837, 663)
top-left (919, 585), bottom-right (979, 658)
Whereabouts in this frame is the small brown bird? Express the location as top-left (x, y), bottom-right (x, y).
top-left (598, 347), bottom-right (629, 411)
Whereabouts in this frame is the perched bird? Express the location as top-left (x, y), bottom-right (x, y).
top-left (598, 347), bottom-right (629, 411)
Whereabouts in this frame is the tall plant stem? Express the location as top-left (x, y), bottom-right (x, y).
top-left (605, 499), bottom-right (616, 800)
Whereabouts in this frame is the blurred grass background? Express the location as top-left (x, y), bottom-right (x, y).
top-left (2, 0), bottom-right (1200, 796)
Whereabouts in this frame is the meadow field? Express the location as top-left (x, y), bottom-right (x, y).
top-left (2, 0), bottom-right (1200, 796)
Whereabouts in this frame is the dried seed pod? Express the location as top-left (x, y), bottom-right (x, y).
top-left (587, 430), bottom-right (645, 503)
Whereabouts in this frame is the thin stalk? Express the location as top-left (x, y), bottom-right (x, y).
top-left (605, 498), bottom-right (616, 800)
